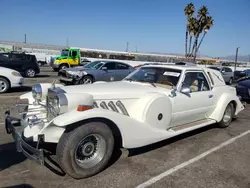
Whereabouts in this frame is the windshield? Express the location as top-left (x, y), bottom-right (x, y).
top-left (61, 50), bottom-right (69, 56)
top-left (92, 62), bottom-right (105, 69)
top-left (124, 67), bottom-right (182, 87)
top-left (83, 61), bottom-right (103, 68)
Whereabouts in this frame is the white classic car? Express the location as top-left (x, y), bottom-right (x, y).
top-left (5, 64), bottom-right (245, 179)
top-left (0, 67), bottom-right (24, 93)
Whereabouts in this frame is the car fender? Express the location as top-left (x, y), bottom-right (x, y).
top-left (52, 108), bottom-right (174, 148)
top-left (209, 92), bottom-right (244, 122)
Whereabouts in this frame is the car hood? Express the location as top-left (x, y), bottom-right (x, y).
top-left (60, 81), bottom-right (172, 99)
top-left (63, 67), bottom-right (91, 72)
top-left (237, 78), bottom-right (250, 88)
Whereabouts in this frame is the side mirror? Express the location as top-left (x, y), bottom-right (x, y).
top-left (169, 87), bottom-right (177, 97)
top-left (101, 67), bottom-right (107, 71)
top-left (180, 87), bottom-right (191, 94)
top-left (221, 70), bottom-right (225, 73)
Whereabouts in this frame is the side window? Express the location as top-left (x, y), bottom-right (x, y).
top-left (116, 63), bottom-right (129, 69)
top-left (10, 54), bottom-right (26, 61)
top-left (182, 72), bottom-right (210, 92)
top-left (71, 50), bottom-right (77, 57)
top-left (104, 62), bottom-right (116, 70)
top-left (0, 53), bottom-right (9, 61)
top-left (225, 67), bottom-right (232, 72)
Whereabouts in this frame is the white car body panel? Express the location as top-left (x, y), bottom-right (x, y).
top-left (19, 65), bottom-right (244, 148)
top-left (0, 67), bottom-right (24, 88)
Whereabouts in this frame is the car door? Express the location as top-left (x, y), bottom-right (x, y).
top-left (98, 62), bottom-right (117, 81)
top-left (114, 62), bottom-right (134, 81)
top-left (8, 53), bottom-right (25, 73)
top-left (171, 71), bottom-right (215, 127)
top-left (0, 53), bottom-right (10, 68)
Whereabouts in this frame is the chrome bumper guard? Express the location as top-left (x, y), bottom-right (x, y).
top-left (5, 110), bottom-right (45, 165)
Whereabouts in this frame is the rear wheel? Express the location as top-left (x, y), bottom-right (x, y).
top-left (56, 122), bottom-right (114, 179)
top-left (218, 103), bottom-right (234, 128)
top-left (25, 68), bottom-right (36, 77)
top-left (59, 64), bottom-right (69, 70)
top-left (0, 77), bottom-right (10, 93)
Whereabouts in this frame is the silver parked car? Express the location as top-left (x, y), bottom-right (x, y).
top-left (208, 66), bottom-right (234, 85)
top-left (58, 60), bottom-right (135, 85)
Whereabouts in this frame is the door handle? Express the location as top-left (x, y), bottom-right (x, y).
top-left (208, 94), bottom-right (213, 98)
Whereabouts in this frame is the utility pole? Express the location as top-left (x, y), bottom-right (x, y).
top-left (66, 38), bottom-right (69, 47)
top-left (24, 34), bottom-right (26, 43)
top-left (136, 45), bottom-right (138, 53)
top-left (234, 47), bottom-right (240, 72)
top-left (126, 42), bottom-right (129, 52)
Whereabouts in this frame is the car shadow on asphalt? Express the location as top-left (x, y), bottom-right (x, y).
top-left (40, 143), bottom-right (123, 177)
top-left (34, 75), bottom-right (50, 78)
top-left (0, 142), bottom-right (27, 171)
top-left (4, 184), bottom-right (34, 188)
top-left (9, 86), bottom-right (32, 93)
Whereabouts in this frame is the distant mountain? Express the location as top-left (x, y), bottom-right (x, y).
top-left (146, 51), bottom-right (250, 62)
top-left (219, 55), bottom-right (250, 62)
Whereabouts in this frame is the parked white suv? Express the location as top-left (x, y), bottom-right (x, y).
top-left (0, 67), bottom-right (24, 93)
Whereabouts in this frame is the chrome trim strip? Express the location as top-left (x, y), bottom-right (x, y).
top-left (108, 101), bottom-right (119, 112)
top-left (116, 100), bottom-right (129, 116)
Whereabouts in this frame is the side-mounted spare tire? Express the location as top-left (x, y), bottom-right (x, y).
top-left (56, 122), bottom-right (114, 179)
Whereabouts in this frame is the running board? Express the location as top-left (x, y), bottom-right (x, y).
top-left (168, 119), bottom-right (216, 132)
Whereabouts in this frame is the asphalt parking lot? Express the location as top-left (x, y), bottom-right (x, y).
top-left (0, 66), bottom-right (250, 188)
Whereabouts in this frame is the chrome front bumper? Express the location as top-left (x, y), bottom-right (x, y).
top-left (5, 110), bottom-right (45, 165)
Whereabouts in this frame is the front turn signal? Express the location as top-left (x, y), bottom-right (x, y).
top-left (77, 105), bottom-right (93, 112)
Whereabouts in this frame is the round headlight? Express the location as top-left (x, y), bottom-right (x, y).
top-left (32, 84), bottom-right (42, 100)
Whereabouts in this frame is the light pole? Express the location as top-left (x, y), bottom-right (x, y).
top-left (234, 47), bottom-right (240, 72)
top-left (126, 42), bottom-right (129, 52)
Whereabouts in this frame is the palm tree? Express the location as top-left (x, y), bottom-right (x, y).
top-left (184, 3), bottom-right (195, 58)
top-left (187, 17), bottom-right (196, 58)
top-left (197, 16), bottom-right (214, 51)
top-left (192, 6), bottom-right (209, 62)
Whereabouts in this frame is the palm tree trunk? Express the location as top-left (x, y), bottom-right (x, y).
top-left (192, 37), bottom-right (198, 63)
top-left (185, 29), bottom-right (188, 57)
top-left (188, 35), bottom-right (193, 59)
top-left (197, 32), bottom-right (206, 52)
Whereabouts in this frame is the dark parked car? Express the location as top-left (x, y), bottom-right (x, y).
top-left (0, 52), bottom-right (40, 77)
top-left (58, 60), bottom-right (135, 85)
top-left (236, 76), bottom-right (250, 100)
top-left (208, 66), bottom-right (234, 85)
top-left (234, 69), bottom-right (250, 81)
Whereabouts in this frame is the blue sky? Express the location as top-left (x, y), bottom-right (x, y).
top-left (1, 0), bottom-right (249, 57)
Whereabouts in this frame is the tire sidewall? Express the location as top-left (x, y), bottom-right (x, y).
top-left (80, 76), bottom-right (93, 85)
top-left (56, 122), bottom-right (114, 179)
top-left (219, 103), bottom-right (234, 128)
top-left (0, 78), bottom-right (10, 93)
top-left (25, 68), bottom-right (36, 77)
top-left (59, 64), bottom-right (69, 70)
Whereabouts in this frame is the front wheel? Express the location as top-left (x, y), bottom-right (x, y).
top-left (79, 75), bottom-right (94, 85)
top-left (218, 103), bottom-right (235, 128)
top-left (56, 122), bottom-right (114, 179)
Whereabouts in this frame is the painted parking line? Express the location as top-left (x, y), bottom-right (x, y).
top-left (136, 129), bottom-right (250, 188)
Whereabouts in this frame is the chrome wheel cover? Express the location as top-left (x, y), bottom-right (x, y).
top-left (74, 134), bottom-right (106, 169)
top-left (0, 80), bottom-right (7, 92)
top-left (223, 105), bottom-right (232, 124)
